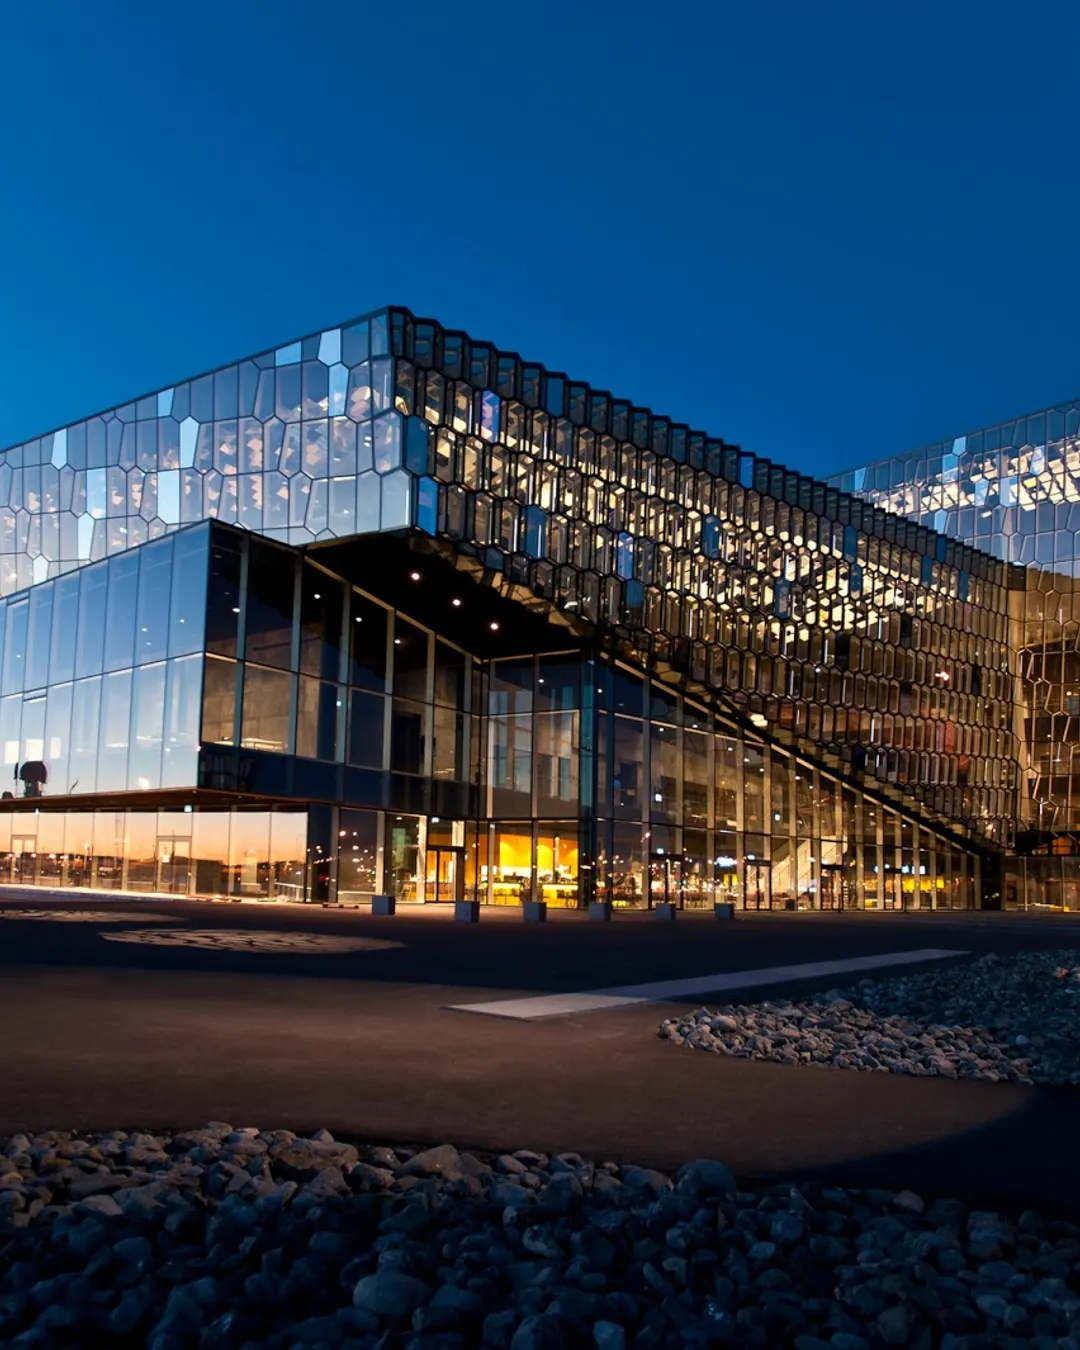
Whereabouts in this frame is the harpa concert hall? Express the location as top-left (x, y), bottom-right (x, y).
top-left (0, 304), bottom-right (1065, 911)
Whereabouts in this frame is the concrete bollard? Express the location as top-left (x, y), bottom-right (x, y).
top-left (714, 901), bottom-right (735, 920)
top-left (455, 899), bottom-right (480, 923)
top-left (588, 900), bottom-right (612, 922)
top-left (654, 902), bottom-right (677, 921)
top-left (522, 900), bottom-right (547, 923)
top-left (371, 894), bottom-right (396, 916)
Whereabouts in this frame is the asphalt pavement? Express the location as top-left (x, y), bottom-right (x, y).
top-left (1, 896), bottom-right (1078, 1213)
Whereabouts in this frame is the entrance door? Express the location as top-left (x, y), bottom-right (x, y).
top-left (426, 846), bottom-right (464, 903)
top-left (745, 860), bottom-right (771, 910)
top-left (157, 837), bottom-right (192, 895)
top-left (820, 865), bottom-right (845, 911)
top-left (649, 853), bottom-right (684, 908)
top-left (12, 835), bottom-right (37, 886)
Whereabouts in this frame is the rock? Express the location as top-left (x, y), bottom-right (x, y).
top-left (352, 1271), bottom-right (432, 1320)
top-left (113, 1234), bottom-right (153, 1264)
top-left (108, 1288), bottom-right (157, 1335)
top-left (268, 1139), bottom-right (359, 1178)
top-left (892, 1189), bottom-right (925, 1214)
top-left (301, 1165), bottom-right (348, 1198)
top-left (875, 1305), bottom-right (912, 1345)
top-left (77, 1194), bottom-right (123, 1218)
top-left (483, 1309), bottom-right (520, 1348)
top-left (510, 1313), bottom-right (564, 1350)
top-left (426, 1286), bottom-right (485, 1318)
top-left (592, 1320), bottom-right (626, 1350)
top-left (539, 1173), bottom-right (582, 1213)
top-left (619, 1166), bottom-right (671, 1194)
top-left (399, 1144), bottom-right (462, 1178)
top-left (675, 1159), bottom-right (736, 1198)
top-left (522, 1227), bottom-right (563, 1259)
top-left (350, 1162), bottom-right (395, 1191)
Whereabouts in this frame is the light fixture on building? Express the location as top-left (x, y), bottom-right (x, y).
top-left (451, 598), bottom-right (462, 607)
top-left (489, 621), bottom-right (500, 631)
top-left (409, 571), bottom-right (421, 581)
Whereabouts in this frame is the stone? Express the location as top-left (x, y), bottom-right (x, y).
top-left (675, 1159), bottom-right (736, 1198)
top-left (77, 1194), bottom-right (123, 1218)
top-left (509, 1313), bottom-right (564, 1350)
top-left (619, 1166), bottom-right (671, 1194)
top-left (400, 1145), bottom-right (462, 1178)
top-left (350, 1163), bottom-right (395, 1191)
top-left (352, 1272), bottom-right (432, 1320)
top-left (483, 1309), bottom-right (520, 1348)
top-left (522, 1227), bottom-right (563, 1259)
top-left (592, 1320), bottom-right (626, 1350)
top-left (302, 1166), bottom-right (348, 1198)
top-left (268, 1139), bottom-right (359, 1178)
top-left (108, 1288), bottom-right (158, 1335)
top-left (426, 1286), bottom-right (486, 1318)
top-left (113, 1234), bottom-right (153, 1264)
top-left (874, 1305), bottom-right (912, 1345)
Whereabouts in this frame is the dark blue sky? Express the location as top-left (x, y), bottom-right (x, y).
top-left (3, 2), bottom-right (1079, 477)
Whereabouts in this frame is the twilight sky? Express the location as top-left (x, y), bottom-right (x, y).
top-left (2, 1), bottom-right (1079, 478)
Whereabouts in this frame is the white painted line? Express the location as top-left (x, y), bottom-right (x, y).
top-left (449, 948), bottom-right (966, 1020)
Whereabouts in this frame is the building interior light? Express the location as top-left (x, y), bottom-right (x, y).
top-left (451, 598), bottom-right (462, 607)
top-left (409, 571), bottom-right (421, 581)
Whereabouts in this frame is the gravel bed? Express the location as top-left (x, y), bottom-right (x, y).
top-left (3, 1125), bottom-right (1080, 1348)
top-left (658, 950), bottom-right (1080, 1085)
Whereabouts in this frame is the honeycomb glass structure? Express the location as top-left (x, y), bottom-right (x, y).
top-left (0, 308), bottom-right (1021, 909)
top-left (832, 399), bottom-right (1080, 906)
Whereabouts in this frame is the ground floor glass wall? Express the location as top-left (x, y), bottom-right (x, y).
top-left (0, 808), bottom-right (307, 901)
top-left (0, 803), bottom-right (981, 911)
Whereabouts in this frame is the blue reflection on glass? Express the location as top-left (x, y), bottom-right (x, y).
top-left (525, 506), bottom-right (548, 559)
top-left (616, 531), bottom-right (634, 578)
top-left (318, 330), bottom-right (341, 366)
top-left (328, 364), bottom-right (348, 417)
top-left (417, 477), bottom-right (438, 535)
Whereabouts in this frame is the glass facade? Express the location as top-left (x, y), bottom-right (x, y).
top-left (832, 398), bottom-right (1080, 905)
top-left (0, 308), bottom-right (1022, 909)
top-left (0, 526), bottom-right (206, 800)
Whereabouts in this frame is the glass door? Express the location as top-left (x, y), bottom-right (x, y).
top-left (157, 837), bottom-right (192, 895)
top-left (426, 846), bottom-right (464, 903)
top-left (11, 835), bottom-right (37, 886)
top-left (648, 852), bottom-right (684, 908)
top-left (820, 864), bottom-right (845, 911)
top-left (745, 860), bottom-right (771, 910)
